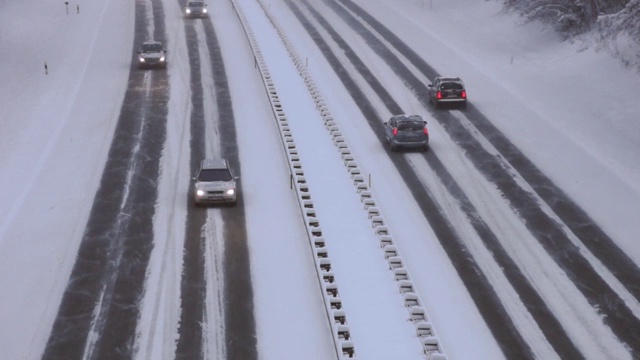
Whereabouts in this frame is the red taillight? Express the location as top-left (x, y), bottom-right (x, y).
top-left (461, 90), bottom-right (466, 99)
top-left (424, 128), bottom-right (429, 135)
top-left (436, 91), bottom-right (442, 99)
top-left (392, 128), bottom-right (398, 136)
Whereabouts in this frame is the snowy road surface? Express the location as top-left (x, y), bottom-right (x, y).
top-left (1, 0), bottom-right (639, 359)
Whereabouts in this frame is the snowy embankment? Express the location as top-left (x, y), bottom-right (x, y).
top-left (0, 1), bottom-right (134, 358)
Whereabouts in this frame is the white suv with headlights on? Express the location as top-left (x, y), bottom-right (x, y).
top-left (137, 41), bottom-right (167, 69)
top-left (193, 159), bottom-right (238, 206)
top-left (185, 1), bottom-right (208, 17)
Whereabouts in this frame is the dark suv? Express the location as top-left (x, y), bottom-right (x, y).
top-left (427, 77), bottom-right (466, 109)
top-left (383, 114), bottom-right (429, 151)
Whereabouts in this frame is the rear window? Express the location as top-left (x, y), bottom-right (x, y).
top-left (397, 121), bottom-right (424, 131)
top-left (198, 169), bottom-right (232, 181)
top-left (440, 82), bottom-right (463, 90)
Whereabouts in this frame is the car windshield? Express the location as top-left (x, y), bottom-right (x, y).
top-left (440, 82), bottom-right (463, 90)
top-left (198, 169), bottom-right (232, 181)
top-left (141, 43), bottom-right (163, 52)
top-left (187, 2), bottom-right (204, 7)
top-left (397, 121), bottom-right (424, 131)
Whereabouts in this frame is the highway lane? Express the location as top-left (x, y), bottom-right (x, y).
top-left (42, 0), bottom-right (170, 357)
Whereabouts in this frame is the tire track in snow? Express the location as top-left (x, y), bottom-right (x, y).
top-left (175, 11), bottom-right (209, 359)
top-left (200, 15), bottom-right (257, 360)
top-left (42, 0), bottom-right (169, 358)
top-left (174, 1), bottom-right (256, 358)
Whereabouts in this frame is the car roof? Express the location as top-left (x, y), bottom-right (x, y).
top-left (201, 159), bottom-right (229, 170)
top-left (390, 114), bottom-right (424, 122)
top-left (437, 77), bottom-right (463, 83)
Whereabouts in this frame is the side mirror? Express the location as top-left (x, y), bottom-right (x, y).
top-left (427, 84), bottom-right (433, 88)
top-left (423, 121), bottom-right (427, 125)
top-left (383, 122), bottom-right (388, 126)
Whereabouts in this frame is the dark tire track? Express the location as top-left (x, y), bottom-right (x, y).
top-left (91, 0), bottom-right (169, 355)
top-left (42, 0), bottom-right (169, 358)
top-left (200, 16), bottom-right (257, 360)
top-left (174, 2), bottom-right (257, 358)
top-left (285, 1), bottom-right (536, 358)
top-left (175, 14), bottom-right (208, 360)
top-left (318, 0), bottom-right (640, 355)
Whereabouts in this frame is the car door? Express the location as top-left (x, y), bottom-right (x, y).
top-left (384, 118), bottom-right (396, 141)
top-left (429, 78), bottom-right (440, 101)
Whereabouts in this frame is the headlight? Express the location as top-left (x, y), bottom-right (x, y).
top-left (139, 57), bottom-right (145, 62)
top-left (160, 56), bottom-right (165, 62)
top-left (226, 189), bottom-right (235, 196)
top-left (186, 8), bottom-right (191, 13)
top-left (196, 189), bottom-right (205, 197)
top-left (202, 8), bottom-right (207, 13)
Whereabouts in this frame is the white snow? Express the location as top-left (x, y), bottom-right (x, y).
top-left (0, 0), bottom-right (639, 359)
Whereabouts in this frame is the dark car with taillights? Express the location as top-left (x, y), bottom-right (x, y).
top-left (383, 114), bottom-right (429, 151)
top-left (427, 77), bottom-right (467, 109)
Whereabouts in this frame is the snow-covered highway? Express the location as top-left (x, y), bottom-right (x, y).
top-left (1, 0), bottom-right (639, 359)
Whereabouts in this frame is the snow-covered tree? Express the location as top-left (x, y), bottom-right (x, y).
top-left (506, 0), bottom-right (590, 35)
top-left (506, 0), bottom-right (633, 32)
top-left (597, 0), bottom-right (640, 42)
top-left (505, 0), bottom-right (639, 69)
top-left (596, 0), bottom-right (640, 68)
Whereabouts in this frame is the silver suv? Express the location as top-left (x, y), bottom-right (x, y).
top-left (383, 114), bottom-right (429, 151)
top-left (185, 1), bottom-right (208, 17)
top-left (137, 41), bottom-right (167, 69)
top-left (193, 159), bottom-right (238, 206)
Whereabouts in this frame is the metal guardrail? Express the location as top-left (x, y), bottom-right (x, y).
top-left (231, 0), bottom-right (447, 358)
top-left (229, 1), bottom-right (357, 358)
